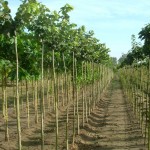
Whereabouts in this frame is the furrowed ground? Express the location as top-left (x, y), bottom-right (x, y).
top-left (74, 77), bottom-right (146, 150)
top-left (0, 77), bottom-right (146, 150)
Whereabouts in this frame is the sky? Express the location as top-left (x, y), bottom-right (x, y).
top-left (8, 0), bottom-right (150, 59)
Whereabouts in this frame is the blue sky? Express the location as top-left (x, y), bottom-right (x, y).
top-left (8, 0), bottom-right (150, 59)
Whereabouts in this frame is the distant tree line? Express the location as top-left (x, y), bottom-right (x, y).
top-left (118, 24), bottom-right (150, 67)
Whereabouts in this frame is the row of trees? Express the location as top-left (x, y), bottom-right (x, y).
top-left (119, 22), bottom-right (150, 149)
top-left (119, 60), bottom-right (150, 149)
top-left (0, 0), bottom-right (113, 78)
top-left (0, 0), bottom-right (114, 149)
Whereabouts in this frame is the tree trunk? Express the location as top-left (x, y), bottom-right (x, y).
top-left (47, 67), bottom-right (50, 111)
top-left (41, 40), bottom-right (44, 150)
top-left (53, 49), bottom-right (58, 150)
top-left (72, 51), bottom-right (75, 146)
top-left (66, 108), bottom-right (69, 150)
top-left (26, 80), bottom-right (30, 128)
top-left (82, 61), bottom-right (85, 127)
top-left (15, 31), bottom-right (21, 150)
top-left (35, 80), bottom-right (38, 123)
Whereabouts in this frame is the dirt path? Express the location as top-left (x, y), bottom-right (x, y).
top-left (75, 77), bottom-right (146, 150)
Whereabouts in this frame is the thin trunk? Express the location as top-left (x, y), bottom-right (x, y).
top-left (32, 79), bottom-right (35, 106)
top-left (147, 59), bottom-right (150, 149)
top-left (4, 68), bottom-right (9, 141)
top-left (15, 32), bottom-right (21, 150)
top-left (84, 62), bottom-right (88, 123)
top-left (145, 91), bottom-right (148, 144)
top-left (35, 80), bottom-right (38, 123)
top-left (13, 80), bottom-right (16, 113)
top-left (61, 74), bottom-right (64, 106)
top-left (140, 68), bottom-right (144, 135)
top-left (82, 61), bottom-right (85, 127)
top-left (20, 80), bottom-right (23, 110)
top-left (5, 88), bottom-right (9, 141)
top-left (75, 59), bottom-right (79, 134)
top-left (53, 49), bottom-right (58, 150)
top-left (72, 52), bottom-right (75, 146)
top-left (62, 53), bottom-right (68, 105)
top-left (90, 62), bottom-right (92, 114)
top-left (26, 80), bottom-right (30, 128)
top-left (66, 108), bottom-right (69, 150)
top-left (2, 72), bottom-right (5, 117)
top-left (41, 40), bottom-right (44, 150)
top-left (5, 86), bottom-right (9, 141)
top-left (92, 61), bottom-right (95, 109)
top-left (47, 67), bottom-right (50, 110)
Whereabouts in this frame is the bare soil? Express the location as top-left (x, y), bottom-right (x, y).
top-left (0, 77), bottom-right (146, 150)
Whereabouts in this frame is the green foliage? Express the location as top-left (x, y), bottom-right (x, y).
top-left (139, 24), bottom-right (150, 57)
top-left (119, 22), bottom-right (150, 68)
top-left (0, 58), bottom-right (13, 80)
top-left (118, 34), bottom-right (145, 68)
top-left (0, 0), bottom-right (113, 81)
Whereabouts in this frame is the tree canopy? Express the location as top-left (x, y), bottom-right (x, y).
top-left (0, 0), bottom-right (112, 79)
